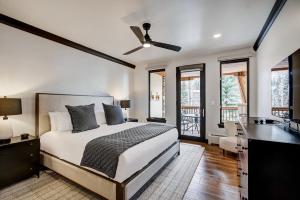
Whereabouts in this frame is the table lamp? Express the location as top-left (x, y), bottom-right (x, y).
top-left (0, 96), bottom-right (22, 144)
top-left (120, 100), bottom-right (130, 121)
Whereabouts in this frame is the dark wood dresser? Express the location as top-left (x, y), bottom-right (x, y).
top-left (237, 118), bottom-right (300, 200)
top-left (0, 136), bottom-right (40, 188)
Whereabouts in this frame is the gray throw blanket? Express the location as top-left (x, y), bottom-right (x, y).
top-left (80, 124), bottom-right (176, 178)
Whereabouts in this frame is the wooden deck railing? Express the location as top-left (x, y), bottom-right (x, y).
top-left (181, 106), bottom-right (200, 115)
top-left (222, 106), bottom-right (239, 122)
top-left (272, 107), bottom-right (289, 118)
top-left (181, 106), bottom-right (240, 122)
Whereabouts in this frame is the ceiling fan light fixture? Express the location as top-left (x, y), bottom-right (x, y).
top-left (143, 42), bottom-right (151, 48)
top-left (124, 23), bottom-right (182, 55)
top-left (213, 33), bottom-right (222, 39)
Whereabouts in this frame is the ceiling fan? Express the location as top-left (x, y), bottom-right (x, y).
top-left (123, 23), bottom-right (182, 55)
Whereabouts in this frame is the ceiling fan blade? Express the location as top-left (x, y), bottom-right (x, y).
top-left (123, 46), bottom-right (143, 55)
top-left (130, 26), bottom-right (144, 44)
top-left (151, 41), bottom-right (181, 52)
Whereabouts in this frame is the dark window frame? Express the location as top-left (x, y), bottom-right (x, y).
top-left (219, 58), bottom-right (250, 126)
top-left (148, 69), bottom-right (166, 122)
top-left (176, 64), bottom-right (206, 142)
top-left (271, 67), bottom-right (290, 119)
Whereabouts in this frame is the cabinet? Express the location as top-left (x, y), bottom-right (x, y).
top-left (237, 119), bottom-right (300, 200)
top-left (0, 136), bottom-right (40, 188)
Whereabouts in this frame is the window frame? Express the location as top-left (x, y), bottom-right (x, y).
top-left (271, 66), bottom-right (290, 118)
top-left (148, 69), bottom-right (166, 122)
top-left (219, 58), bottom-right (250, 126)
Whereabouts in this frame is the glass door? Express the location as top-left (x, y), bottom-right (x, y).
top-left (176, 64), bottom-right (206, 141)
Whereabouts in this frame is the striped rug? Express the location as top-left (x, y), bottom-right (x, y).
top-left (0, 143), bottom-right (204, 200)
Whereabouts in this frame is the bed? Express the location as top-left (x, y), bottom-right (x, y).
top-left (36, 93), bottom-right (180, 200)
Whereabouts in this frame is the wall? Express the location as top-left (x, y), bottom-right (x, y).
top-left (0, 24), bottom-right (134, 136)
top-left (133, 48), bottom-right (257, 137)
top-left (256, 0), bottom-right (300, 118)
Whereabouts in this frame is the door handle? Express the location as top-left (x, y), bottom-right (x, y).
top-left (201, 109), bottom-right (205, 117)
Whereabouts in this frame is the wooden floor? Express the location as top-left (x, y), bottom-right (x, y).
top-left (182, 140), bottom-right (240, 200)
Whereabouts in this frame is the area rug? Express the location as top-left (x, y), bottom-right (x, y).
top-left (0, 143), bottom-right (204, 200)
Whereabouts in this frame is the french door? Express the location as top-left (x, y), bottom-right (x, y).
top-left (176, 64), bottom-right (206, 141)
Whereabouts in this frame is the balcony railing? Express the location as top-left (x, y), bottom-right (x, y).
top-left (181, 106), bottom-right (200, 115)
top-left (272, 107), bottom-right (289, 118)
top-left (222, 106), bottom-right (239, 122)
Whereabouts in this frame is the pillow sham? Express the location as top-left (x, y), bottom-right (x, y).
top-left (66, 104), bottom-right (99, 133)
top-left (102, 103), bottom-right (125, 125)
top-left (49, 112), bottom-right (73, 132)
top-left (95, 111), bottom-right (106, 125)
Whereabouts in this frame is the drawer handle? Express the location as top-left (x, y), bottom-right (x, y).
top-left (243, 172), bottom-right (248, 176)
top-left (30, 153), bottom-right (34, 157)
top-left (237, 144), bottom-right (241, 146)
top-left (29, 167), bottom-right (33, 171)
top-left (238, 168), bottom-right (242, 170)
top-left (238, 185), bottom-right (242, 188)
top-left (242, 147), bottom-right (248, 150)
top-left (238, 150), bottom-right (243, 153)
top-left (238, 132), bottom-right (243, 135)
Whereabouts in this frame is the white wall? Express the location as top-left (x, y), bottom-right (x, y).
top-left (133, 48), bottom-right (257, 137)
top-left (0, 24), bottom-right (134, 136)
top-left (256, 0), bottom-right (300, 118)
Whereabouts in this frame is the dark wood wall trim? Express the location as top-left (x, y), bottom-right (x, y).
top-left (253, 0), bottom-right (287, 51)
top-left (0, 13), bottom-right (136, 69)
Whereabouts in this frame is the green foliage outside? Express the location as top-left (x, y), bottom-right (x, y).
top-left (222, 75), bottom-right (241, 106)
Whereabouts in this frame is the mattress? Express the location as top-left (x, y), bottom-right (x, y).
top-left (40, 122), bottom-right (178, 183)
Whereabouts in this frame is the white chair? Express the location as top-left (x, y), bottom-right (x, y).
top-left (219, 121), bottom-right (238, 154)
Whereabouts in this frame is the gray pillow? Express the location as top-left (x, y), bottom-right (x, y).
top-left (65, 104), bottom-right (99, 133)
top-left (102, 103), bottom-right (125, 125)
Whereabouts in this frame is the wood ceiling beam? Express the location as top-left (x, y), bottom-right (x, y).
top-left (0, 13), bottom-right (136, 69)
top-left (253, 0), bottom-right (287, 51)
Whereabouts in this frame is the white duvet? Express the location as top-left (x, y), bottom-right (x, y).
top-left (40, 122), bottom-right (178, 183)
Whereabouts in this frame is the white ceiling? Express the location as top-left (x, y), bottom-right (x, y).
top-left (0, 0), bottom-right (275, 65)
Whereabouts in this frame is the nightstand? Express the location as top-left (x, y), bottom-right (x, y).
top-left (0, 135), bottom-right (40, 189)
top-left (127, 118), bottom-right (138, 122)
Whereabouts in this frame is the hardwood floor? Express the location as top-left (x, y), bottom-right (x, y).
top-left (182, 140), bottom-right (240, 200)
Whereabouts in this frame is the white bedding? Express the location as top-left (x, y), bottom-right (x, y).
top-left (40, 122), bottom-right (178, 183)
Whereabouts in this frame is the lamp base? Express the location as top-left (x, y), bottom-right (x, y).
top-left (0, 138), bottom-right (11, 145)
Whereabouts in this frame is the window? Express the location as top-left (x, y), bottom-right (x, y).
top-left (149, 69), bottom-right (166, 119)
top-left (220, 59), bottom-right (249, 123)
top-left (271, 63), bottom-right (289, 118)
top-left (181, 71), bottom-right (201, 108)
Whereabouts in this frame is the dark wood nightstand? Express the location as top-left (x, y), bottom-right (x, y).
top-left (0, 136), bottom-right (40, 189)
top-left (127, 118), bottom-right (138, 122)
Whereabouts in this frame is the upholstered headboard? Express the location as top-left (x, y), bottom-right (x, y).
top-left (35, 93), bottom-right (114, 137)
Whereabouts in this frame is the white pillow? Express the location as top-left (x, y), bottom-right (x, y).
top-left (49, 112), bottom-right (73, 132)
top-left (95, 111), bottom-right (106, 125)
top-left (49, 112), bottom-right (58, 131)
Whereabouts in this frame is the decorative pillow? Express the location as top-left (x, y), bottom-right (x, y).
top-left (102, 103), bottom-right (125, 125)
top-left (65, 104), bottom-right (99, 133)
top-left (49, 112), bottom-right (73, 132)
